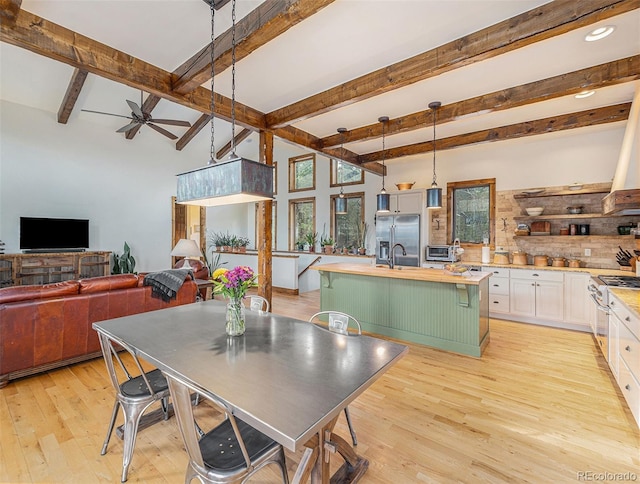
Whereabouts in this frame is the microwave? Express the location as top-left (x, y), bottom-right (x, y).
top-left (425, 245), bottom-right (460, 262)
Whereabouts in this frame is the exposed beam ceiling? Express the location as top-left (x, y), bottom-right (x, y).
top-left (265, 0), bottom-right (638, 129)
top-left (125, 94), bottom-right (161, 140)
top-left (176, 113), bottom-right (213, 152)
top-left (57, 68), bottom-right (87, 124)
top-left (216, 128), bottom-right (252, 159)
top-left (0, 0), bottom-right (21, 26)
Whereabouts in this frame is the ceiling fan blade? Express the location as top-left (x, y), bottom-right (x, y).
top-left (81, 109), bottom-right (134, 120)
top-left (116, 121), bottom-right (141, 133)
top-left (149, 119), bottom-right (192, 127)
top-left (147, 123), bottom-right (178, 140)
top-left (126, 99), bottom-right (144, 118)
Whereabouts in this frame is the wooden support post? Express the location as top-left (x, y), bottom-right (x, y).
top-left (257, 130), bottom-right (273, 307)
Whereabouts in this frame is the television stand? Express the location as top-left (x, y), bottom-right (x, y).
top-left (0, 251), bottom-right (111, 287)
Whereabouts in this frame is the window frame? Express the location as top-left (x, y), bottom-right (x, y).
top-left (446, 178), bottom-right (496, 247)
top-left (288, 153), bottom-right (316, 193)
top-left (329, 159), bottom-right (364, 187)
top-left (288, 197), bottom-right (316, 251)
top-left (330, 191), bottom-right (365, 249)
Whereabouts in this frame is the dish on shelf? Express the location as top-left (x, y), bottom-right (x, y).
top-left (396, 182), bottom-right (415, 190)
top-left (521, 188), bottom-right (545, 195)
top-left (568, 183), bottom-right (583, 190)
top-left (525, 207), bottom-right (544, 216)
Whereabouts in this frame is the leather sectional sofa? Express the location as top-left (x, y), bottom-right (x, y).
top-left (0, 273), bottom-right (197, 387)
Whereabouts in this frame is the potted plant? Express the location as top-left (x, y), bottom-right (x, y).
top-left (304, 232), bottom-right (318, 253)
top-left (237, 236), bottom-right (250, 253)
top-left (112, 241), bottom-right (136, 274)
top-left (321, 236), bottom-right (334, 254)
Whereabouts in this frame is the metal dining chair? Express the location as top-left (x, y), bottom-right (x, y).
top-left (248, 295), bottom-right (270, 313)
top-left (164, 371), bottom-right (289, 484)
top-left (97, 332), bottom-right (171, 482)
top-left (308, 311), bottom-right (362, 445)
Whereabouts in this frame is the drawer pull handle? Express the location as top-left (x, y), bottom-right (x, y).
top-left (625, 316), bottom-right (631, 322)
top-left (626, 346), bottom-right (631, 352)
top-left (492, 301), bottom-right (500, 304)
top-left (625, 384), bottom-right (631, 391)
top-left (493, 284), bottom-right (499, 287)
top-left (533, 273), bottom-right (539, 277)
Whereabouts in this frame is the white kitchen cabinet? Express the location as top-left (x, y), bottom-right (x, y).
top-left (609, 293), bottom-right (640, 428)
top-left (389, 191), bottom-right (423, 214)
top-left (509, 269), bottom-right (564, 321)
top-left (483, 267), bottom-right (510, 315)
top-left (609, 313), bottom-right (619, 382)
top-left (563, 272), bottom-right (592, 329)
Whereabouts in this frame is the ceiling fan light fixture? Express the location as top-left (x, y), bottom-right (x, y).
top-left (426, 101), bottom-right (442, 209)
top-left (177, 0), bottom-right (273, 207)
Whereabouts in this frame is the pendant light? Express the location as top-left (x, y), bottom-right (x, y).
top-left (335, 127), bottom-right (348, 214)
top-left (426, 101), bottom-right (442, 209)
top-left (376, 116), bottom-right (390, 213)
top-left (176, 0), bottom-right (274, 207)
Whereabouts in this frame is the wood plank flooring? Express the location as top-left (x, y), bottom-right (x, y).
top-left (1, 290), bottom-right (638, 483)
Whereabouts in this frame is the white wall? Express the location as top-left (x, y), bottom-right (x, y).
top-left (0, 100), bottom-right (199, 271)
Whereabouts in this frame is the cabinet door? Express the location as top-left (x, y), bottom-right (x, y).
top-left (535, 280), bottom-right (564, 321)
top-left (563, 272), bottom-right (591, 328)
top-left (391, 192), bottom-right (423, 214)
top-left (510, 278), bottom-right (536, 317)
top-left (609, 313), bottom-right (619, 381)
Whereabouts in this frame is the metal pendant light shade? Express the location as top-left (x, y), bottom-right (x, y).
top-left (377, 116), bottom-right (390, 213)
top-left (176, 0), bottom-right (273, 207)
top-left (335, 195), bottom-right (347, 214)
top-left (426, 101), bottom-right (442, 209)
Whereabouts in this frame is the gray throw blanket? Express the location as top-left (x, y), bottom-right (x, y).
top-left (143, 268), bottom-right (194, 302)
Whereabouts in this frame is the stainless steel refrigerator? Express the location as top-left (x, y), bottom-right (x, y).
top-left (375, 214), bottom-right (420, 267)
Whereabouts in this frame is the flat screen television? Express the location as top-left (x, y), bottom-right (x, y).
top-left (20, 217), bottom-right (89, 251)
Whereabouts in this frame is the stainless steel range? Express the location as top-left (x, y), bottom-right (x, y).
top-left (588, 275), bottom-right (640, 361)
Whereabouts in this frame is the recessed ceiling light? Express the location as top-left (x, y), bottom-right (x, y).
top-left (575, 90), bottom-right (595, 99)
top-left (584, 25), bottom-right (615, 41)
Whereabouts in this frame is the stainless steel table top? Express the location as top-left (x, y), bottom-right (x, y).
top-left (93, 300), bottom-right (408, 452)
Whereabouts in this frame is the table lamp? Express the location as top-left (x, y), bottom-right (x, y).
top-left (170, 239), bottom-right (201, 269)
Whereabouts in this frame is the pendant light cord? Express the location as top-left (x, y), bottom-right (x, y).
top-left (431, 105), bottom-right (437, 186)
top-left (209, 1), bottom-right (216, 164)
top-left (230, 0), bottom-right (237, 156)
top-left (381, 118), bottom-right (387, 191)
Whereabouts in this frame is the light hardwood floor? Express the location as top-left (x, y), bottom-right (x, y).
top-left (1, 290), bottom-right (638, 483)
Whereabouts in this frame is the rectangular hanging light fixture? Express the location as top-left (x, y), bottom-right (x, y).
top-left (176, 156), bottom-right (274, 207)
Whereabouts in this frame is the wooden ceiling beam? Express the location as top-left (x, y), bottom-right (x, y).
top-left (172, 0), bottom-right (335, 95)
top-left (266, 0), bottom-right (639, 128)
top-left (216, 128), bottom-right (252, 159)
top-left (125, 94), bottom-right (161, 140)
top-left (357, 103), bottom-right (631, 164)
top-left (0, 0), bottom-right (22, 26)
top-left (57, 68), bottom-right (87, 124)
top-left (176, 114), bottom-right (212, 151)
top-left (0, 8), bottom-right (266, 129)
top-left (321, 56), bottom-right (640, 148)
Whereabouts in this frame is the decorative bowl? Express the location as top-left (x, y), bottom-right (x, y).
top-left (396, 182), bottom-right (415, 191)
top-left (525, 207), bottom-right (544, 216)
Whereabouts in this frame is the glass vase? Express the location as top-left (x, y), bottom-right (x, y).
top-left (226, 298), bottom-right (246, 336)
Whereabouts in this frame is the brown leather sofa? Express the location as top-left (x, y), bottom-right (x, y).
top-left (0, 273), bottom-right (197, 387)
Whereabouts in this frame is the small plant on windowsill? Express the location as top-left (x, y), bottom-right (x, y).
top-left (321, 236), bottom-right (334, 254)
top-left (357, 222), bottom-right (369, 255)
top-left (304, 232), bottom-right (318, 253)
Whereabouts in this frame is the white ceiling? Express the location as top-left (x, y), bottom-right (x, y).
top-left (1, 0), bottom-right (638, 163)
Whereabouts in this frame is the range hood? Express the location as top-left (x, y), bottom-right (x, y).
top-left (602, 189), bottom-right (640, 216)
top-left (603, 82), bottom-right (640, 216)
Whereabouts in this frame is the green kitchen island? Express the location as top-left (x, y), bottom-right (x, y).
top-left (312, 263), bottom-right (491, 357)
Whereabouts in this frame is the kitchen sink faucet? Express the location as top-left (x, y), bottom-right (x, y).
top-left (388, 243), bottom-right (407, 269)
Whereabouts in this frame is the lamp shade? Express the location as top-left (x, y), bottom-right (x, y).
top-left (377, 192), bottom-right (390, 212)
top-left (426, 187), bottom-right (442, 209)
top-left (170, 239), bottom-right (201, 258)
top-left (335, 196), bottom-right (347, 214)
top-left (177, 156), bottom-right (274, 207)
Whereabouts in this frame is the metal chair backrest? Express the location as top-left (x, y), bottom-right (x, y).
top-left (308, 311), bottom-right (362, 336)
top-left (248, 295), bottom-right (270, 313)
top-left (164, 372), bottom-right (288, 483)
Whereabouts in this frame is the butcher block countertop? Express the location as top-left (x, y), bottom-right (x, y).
top-left (609, 287), bottom-right (640, 318)
top-left (312, 263), bottom-right (491, 285)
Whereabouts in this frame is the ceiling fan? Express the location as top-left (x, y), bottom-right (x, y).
top-left (82, 91), bottom-right (191, 140)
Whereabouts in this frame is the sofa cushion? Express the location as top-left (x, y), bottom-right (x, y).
top-left (0, 280), bottom-right (80, 304)
top-left (79, 274), bottom-right (139, 294)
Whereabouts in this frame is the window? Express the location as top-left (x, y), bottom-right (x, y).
top-left (289, 197), bottom-right (315, 250)
top-left (447, 178), bottom-right (495, 245)
top-left (330, 159), bottom-right (364, 187)
top-left (254, 201), bottom-right (277, 249)
top-left (330, 192), bottom-right (364, 249)
top-left (288, 154), bottom-right (315, 192)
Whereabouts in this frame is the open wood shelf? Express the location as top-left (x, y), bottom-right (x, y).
top-left (80, 261), bottom-right (110, 266)
top-left (513, 213), bottom-right (609, 221)
top-left (513, 234), bottom-right (634, 239)
top-left (513, 183), bottom-right (611, 199)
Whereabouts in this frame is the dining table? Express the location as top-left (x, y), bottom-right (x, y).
top-left (93, 299), bottom-right (408, 483)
